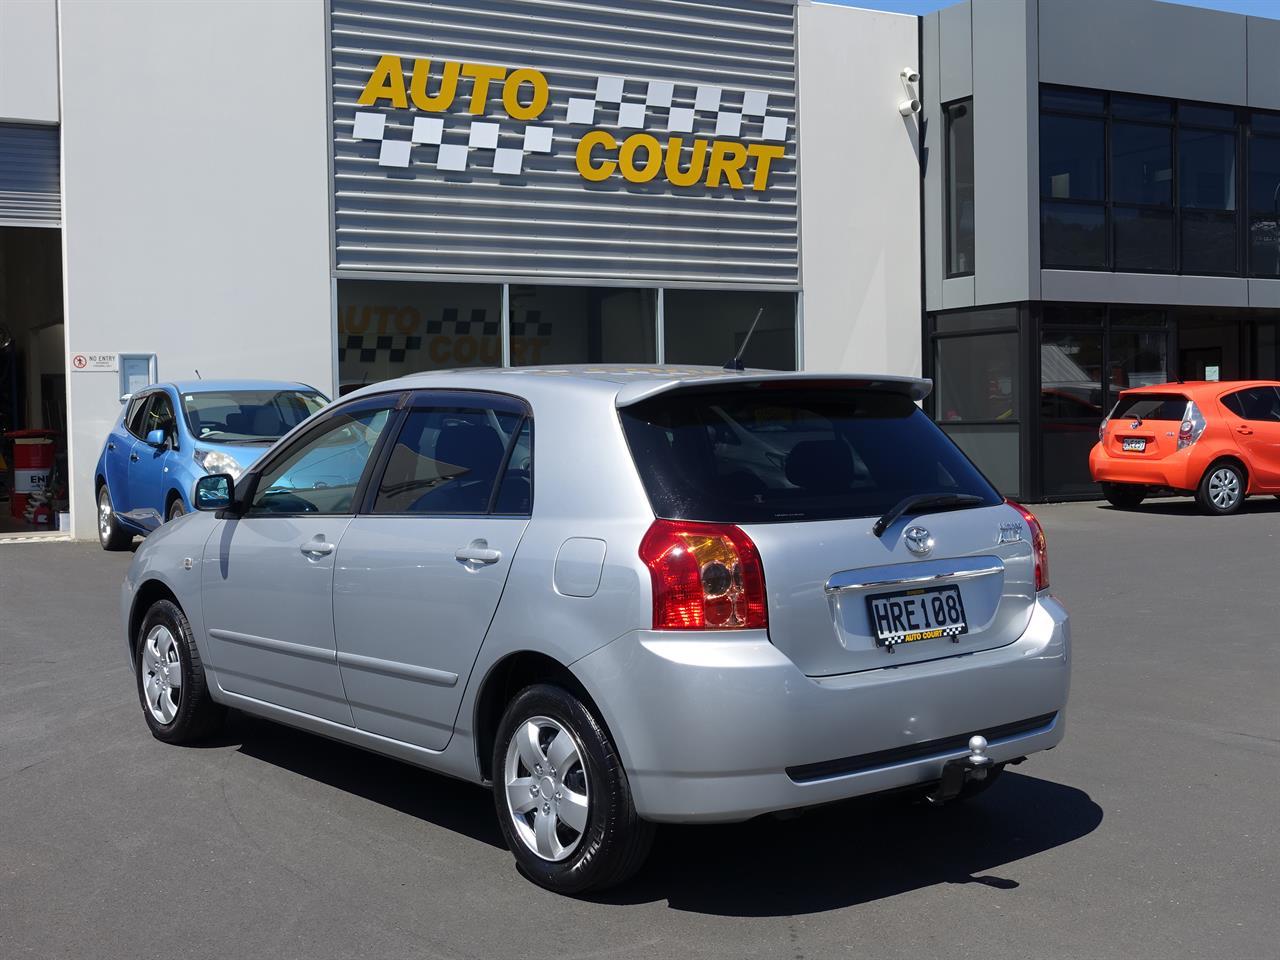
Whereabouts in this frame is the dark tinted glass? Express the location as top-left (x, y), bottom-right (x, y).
top-left (1041, 87), bottom-right (1104, 114)
top-left (1111, 394), bottom-right (1188, 421)
top-left (1112, 124), bottom-right (1172, 204)
top-left (509, 286), bottom-right (655, 366)
top-left (1110, 330), bottom-right (1168, 391)
top-left (1253, 112), bottom-right (1280, 136)
top-left (1182, 211), bottom-right (1238, 274)
top-left (1251, 216), bottom-right (1280, 277)
top-left (619, 387), bottom-right (1002, 524)
top-left (494, 420), bottom-right (533, 515)
top-left (1223, 386), bottom-right (1280, 421)
top-left (143, 393), bottom-right (176, 436)
top-left (1247, 135), bottom-right (1280, 215)
top-left (663, 290), bottom-right (797, 371)
top-left (933, 307), bottom-right (1018, 333)
top-left (1042, 202), bottom-right (1107, 268)
top-left (1114, 207), bottom-right (1174, 271)
top-left (946, 100), bottom-right (976, 276)
top-left (1180, 104), bottom-right (1235, 128)
top-left (935, 333), bottom-right (1019, 421)
top-left (1110, 308), bottom-right (1166, 326)
top-left (1041, 329), bottom-right (1104, 420)
top-left (125, 396), bottom-right (151, 437)
top-left (1179, 129), bottom-right (1236, 210)
top-left (1040, 116), bottom-right (1105, 200)
top-left (1111, 95), bottom-right (1172, 121)
top-left (1042, 304), bottom-right (1105, 326)
top-left (374, 407), bottom-right (523, 514)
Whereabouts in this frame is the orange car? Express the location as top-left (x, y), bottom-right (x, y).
top-left (1089, 380), bottom-right (1280, 515)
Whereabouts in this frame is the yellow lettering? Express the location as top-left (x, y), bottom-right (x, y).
top-left (706, 140), bottom-right (747, 189)
top-left (409, 58), bottom-right (460, 112)
top-left (428, 336), bottom-right (451, 365)
top-left (575, 130), bottom-right (617, 182)
top-left (454, 336), bottom-right (477, 363)
top-left (502, 67), bottom-right (550, 120)
top-left (461, 62), bottom-right (507, 115)
top-left (619, 133), bottom-right (662, 183)
top-left (664, 137), bottom-right (709, 188)
top-left (747, 143), bottom-right (786, 192)
top-left (357, 54), bottom-right (408, 109)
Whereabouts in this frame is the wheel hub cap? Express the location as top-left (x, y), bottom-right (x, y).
top-left (140, 625), bottom-right (182, 725)
top-left (503, 716), bottom-right (589, 862)
top-left (1210, 469), bottom-right (1240, 508)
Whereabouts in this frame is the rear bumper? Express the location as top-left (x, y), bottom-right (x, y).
top-left (572, 596), bottom-right (1071, 823)
top-left (1089, 443), bottom-right (1197, 490)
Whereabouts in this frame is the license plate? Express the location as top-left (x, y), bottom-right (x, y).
top-left (1123, 438), bottom-right (1146, 452)
top-left (867, 585), bottom-right (968, 649)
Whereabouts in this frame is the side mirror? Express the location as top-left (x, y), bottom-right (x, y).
top-left (194, 474), bottom-right (234, 511)
top-left (145, 428), bottom-right (168, 448)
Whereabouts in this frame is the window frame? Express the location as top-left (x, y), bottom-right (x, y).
top-left (1221, 385), bottom-right (1280, 422)
top-left (359, 389), bottom-right (534, 519)
top-left (943, 97), bottom-right (976, 279)
top-left (124, 393), bottom-right (155, 440)
top-left (240, 391), bottom-right (406, 519)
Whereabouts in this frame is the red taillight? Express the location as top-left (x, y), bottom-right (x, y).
top-left (1006, 499), bottom-right (1049, 592)
top-left (638, 519), bottom-right (768, 630)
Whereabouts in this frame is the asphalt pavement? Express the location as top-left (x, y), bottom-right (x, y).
top-left (1, 498), bottom-right (1277, 959)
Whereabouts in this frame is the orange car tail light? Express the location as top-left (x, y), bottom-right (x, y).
top-left (1178, 401), bottom-right (1207, 450)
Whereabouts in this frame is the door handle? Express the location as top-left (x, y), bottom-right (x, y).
top-left (455, 539), bottom-right (501, 565)
top-left (300, 539), bottom-right (335, 557)
top-left (108, 442), bottom-right (116, 451)
top-left (129, 452), bottom-right (139, 462)
top-left (1237, 426), bottom-right (1254, 436)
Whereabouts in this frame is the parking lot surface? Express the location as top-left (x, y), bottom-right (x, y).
top-left (2, 499), bottom-right (1278, 959)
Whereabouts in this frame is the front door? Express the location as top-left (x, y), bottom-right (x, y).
top-left (333, 394), bottom-right (533, 751)
top-left (1222, 385), bottom-right (1280, 489)
top-left (201, 394), bottom-right (398, 724)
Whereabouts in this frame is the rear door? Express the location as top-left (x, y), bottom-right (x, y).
top-left (618, 384), bottom-right (1032, 676)
top-left (104, 395), bottom-right (147, 514)
top-left (1222, 386), bottom-right (1280, 488)
top-left (129, 389), bottom-right (180, 529)
top-left (332, 391), bottom-right (532, 751)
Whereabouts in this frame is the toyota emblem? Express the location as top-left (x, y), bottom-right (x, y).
top-left (904, 525), bottom-right (934, 557)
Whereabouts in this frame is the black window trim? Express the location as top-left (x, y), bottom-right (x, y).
top-left (943, 96), bottom-right (975, 279)
top-left (357, 388), bottom-right (534, 519)
top-left (124, 392), bottom-right (158, 441)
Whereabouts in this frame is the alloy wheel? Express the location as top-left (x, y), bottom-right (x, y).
top-left (140, 624), bottom-right (183, 725)
top-left (98, 491), bottom-right (113, 542)
top-left (503, 716), bottom-right (590, 862)
top-left (1209, 468), bottom-right (1241, 510)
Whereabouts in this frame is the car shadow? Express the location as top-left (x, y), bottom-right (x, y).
top-left (1098, 497), bottom-right (1280, 516)
top-left (594, 771), bottom-right (1102, 916)
top-left (225, 712), bottom-right (506, 850)
top-left (217, 711), bottom-right (1100, 914)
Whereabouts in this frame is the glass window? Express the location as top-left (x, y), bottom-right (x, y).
top-left (1248, 135), bottom-right (1280, 276)
top-left (1041, 87), bottom-right (1104, 114)
top-left (1042, 304), bottom-right (1105, 326)
top-left (1180, 104), bottom-right (1235, 129)
top-left (180, 389), bottom-right (327, 443)
top-left (1109, 330), bottom-right (1168, 391)
top-left (125, 395), bottom-right (151, 438)
top-left (1182, 211), bottom-right (1237, 274)
top-left (1040, 115), bottom-right (1105, 200)
top-left (945, 99), bottom-right (975, 276)
top-left (934, 307), bottom-right (1018, 334)
top-left (619, 386), bottom-right (1002, 524)
top-left (509, 286), bottom-right (656, 366)
top-left (142, 393), bottom-right (177, 439)
top-left (1110, 308), bottom-right (1166, 327)
top-left (939, 424), bottom-right (1020, 497)
top-left (337, 281), bottom-right (501, 394)
top-left (1113, 207), bottom-right (1174, 272)
top-left (1222, 386), bottom-right (1280, 422)
top-left (1111, 124), bottom-right (1172, 205)
top-left (663, 290), bottom-right (796, 370)
top-left (1041, 201), bottom-right (1107, 268)
top-left (1253, 112), bottom-right (1280, 136)
top-left (1111, 393), bottom-right (1187, 421)
top-left (935, 333), bottom-right (1019, 422)
top-left (1111, 95), bottom-right (1172, 121)
top-left (1179, 128), bottom-right (1236, 210)
top-left (493, 419), bottom-right (533, 515)
top-left (373, 405), bottom-right (525, 514)
top-left (251, 398), bottom-right (394, 515)
top-left (1041, 329), bottom-right (1104, 421)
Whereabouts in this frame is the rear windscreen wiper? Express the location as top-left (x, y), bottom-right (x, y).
top-left (873, 493), bottom-right (985, 538)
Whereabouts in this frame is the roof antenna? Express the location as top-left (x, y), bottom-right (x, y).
top-left (194, 369), bottom-right (202, 379)
top-left (723, 308), bottom-right (764, 371)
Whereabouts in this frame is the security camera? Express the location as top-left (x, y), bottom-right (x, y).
top-left (901, 67), bottom-right (920, 83)
top-left (898, 98), bottom-right (922, 116)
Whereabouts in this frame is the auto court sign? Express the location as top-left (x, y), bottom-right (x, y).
top-left (351, 55), bottom-right (789, 192)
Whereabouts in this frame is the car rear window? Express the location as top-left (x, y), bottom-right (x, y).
top-left (618, 385), bottom-right (1003, 524)
top-left (1110, 394), bottom-right (1188, 421)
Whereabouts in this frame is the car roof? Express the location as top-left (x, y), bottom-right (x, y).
top-left (340, 365), bottom-right (933, 405)
top-left (1119, 380), bottom-right (1280, 397)
top-left (156, 379), bottom-right (318, 394)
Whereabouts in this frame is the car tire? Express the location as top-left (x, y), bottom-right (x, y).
top-left (167, 498), bottom-right (185, 522)
top-left (493, 683), bottom-right (654, 894)
top-left (97, 486), bottom-right (133, 551)
top-left (1196, 462), bottom-right (1246, 516)
top-left (1101, 482), bottom-right (1146, 509)
top-left (135, 599), bottom-right (226, 744)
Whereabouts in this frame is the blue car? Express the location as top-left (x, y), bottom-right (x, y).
top-left (95, 380), bottom-right (328, 549)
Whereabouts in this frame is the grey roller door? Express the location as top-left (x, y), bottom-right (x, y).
top-left (330, 0), bottom-right (798, 285)
top-left (0, 124), bottom-right (60, 227)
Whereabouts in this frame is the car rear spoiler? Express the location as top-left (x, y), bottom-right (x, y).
top-left (614, 372), bottom-right (933, 407)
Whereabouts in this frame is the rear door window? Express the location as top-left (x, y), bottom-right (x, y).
top-left (618, 385), bottom-right (1002, 523)
top-left (1222, 387), bottom-right (1280, 422)
top-left (1110, 394), bottom-right (1188, 421)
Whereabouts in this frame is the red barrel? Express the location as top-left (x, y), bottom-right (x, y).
top-left (6, 429), bottom-right (56, 520)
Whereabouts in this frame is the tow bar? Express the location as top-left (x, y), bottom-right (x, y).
top-left (926, 735), bottom-right (995, 805)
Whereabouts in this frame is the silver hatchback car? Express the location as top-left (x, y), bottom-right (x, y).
top-left (122, 366), bottom-right (1070, 893)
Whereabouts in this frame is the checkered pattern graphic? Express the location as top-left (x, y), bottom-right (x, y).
top-left (565, 75), bottom-right (789, 143)
top-left (353, 111), bottom-right (555, 172)
top-left (509, 310), bottom-right (551, 337)
top-left (351, 72), bottom-right (788, 173)
top-left (338, 309), bottom-right (499, 362)
top-left (881, 624), bottom-right (966, 652)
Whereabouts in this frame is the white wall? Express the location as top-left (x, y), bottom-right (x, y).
top-left (0, 0), bottom-right (58, 123)
top-left (60, 0), bottom-right (334, 539)
top-left (797, 2), bottom-right (921, 378)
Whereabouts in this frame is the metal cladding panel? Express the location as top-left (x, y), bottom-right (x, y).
top-left (0, 125), bottom-right (60, 226)
top-left (330, 0), bottom-right (798, 285)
